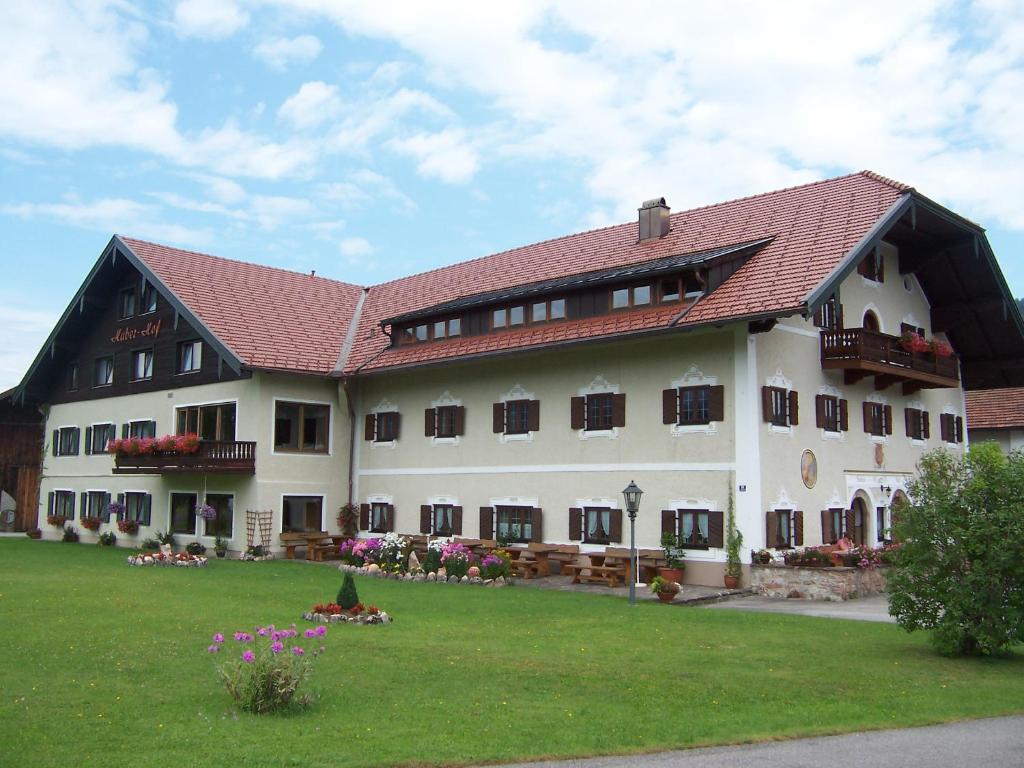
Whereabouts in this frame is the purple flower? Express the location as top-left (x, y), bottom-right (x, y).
top-left (213, 633), bottom-right (224, 644)
top-left (304, 628), bottom-right (317, 638)
top-left (234, 632), bottom-right (253, 643)
top-left (242, 650), bottom-right (255, 663)
top-left (292, 646), bottom-right (304, 657)
top-left (271, 630), bottom-right (281, 642)
top-left (315, 625), bottom-right (327, 637)
top-left (271, 641), bottom-right (284, 654)
top-left (206, 644), bottom-right (220, 653)
top-left (256, 627), bottom-right (269, 637)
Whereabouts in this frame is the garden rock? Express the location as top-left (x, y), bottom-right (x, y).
top-left (413, 573), bottom-right (425, 582)
top-left (460, 575), bottom-right (469, 583)
top-left (426, 572), bottom-right (436, 581)
top-left (448, 575), bottom-right (460, 584)
top-left (407, 551), bottom-right (421, 573)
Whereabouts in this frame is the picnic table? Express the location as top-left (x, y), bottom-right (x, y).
top-left (506, 542), bottom-right (561, 579)
top-left (279, 531), bottom-right (345, 561)
top-left (562, 547), bottom-right (668, 587)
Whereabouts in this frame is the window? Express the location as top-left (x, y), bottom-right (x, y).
top-left (447, 318), bottom-right (461, 337)
top-left (127, 420), bottom-right (156, 439)
top-left (141, 281), bottom-right (158, 313)
top-left (496, 506), bottom-right (534, 543)
top-left (87, 423), bottom-right (115, 454)
top-left (274, 401), bottom-right (329, 453)
top-left (282, 496), bottom-right (323, 533)
top-left (67, 363), bottom-right (79, 392)
top-left (492, 308), bottom-right (507, 329)
top-left (53, 426), bottom-right (80, 456)
top-left (821, 507), bottom-right (850, 545)
top-left (571, 392), bottom-right (625, 431)
top-left (583, 507), bottom-right (617, 544)
top-left (762, 386), bottom-right (797, 427)
top-left (611, 284), bottom-right (652, 310)
top-left (876, 506), bottom-right (887, 543)
top-left (509, 306), bottom-right (525, 326)
top-left (900, 322), bottom-right (926, 338)
top-left (660, 278), bottom-right (681, 303)
top-left (765, 509), bottom-right (802, 548)
top-left (814, 395), bottom-right (848, 433)
top-left (176, 402), bottom-right (236, 441)
top-left (863, 402), bottom-right (892, 437)
top-left (857, 249), bottom-right (885, 282)
top-left (433, 504), bottom-right (454, 536)
top-left (170, 492), bottom-right (197, 535)
top-left (939, 413), bottom-right (964, 444)
top-left (904, 408), bottom-right (930, 440)
top-left (433, 320), bottom-right (446, 340)
top-left (813, 295), bottom-right (842, 330)
top-left (679, 510), bottom-right (710, 548)
top-left (420, 504), bottom-right (462, 535)
top-left (862, 310), bottom-right (880, 332)
top-left (124, 492), bottom-right (151, 524)
top-left (361, 502), bottom-right (392, 533)
top-left (85, 491), bottom-right (109, 519)
top-left (52, 490), bottom-right (75, 518)
top-left (119, 288), bottom-right (136, 319)
top-left (131, 349), bottom-right (153, 381)
top-left (425, 405), bottom-right (465, 439)
top-left (203, 493), bottom-right (233, 537)
top-left (178, 340), bottom-right (202, 374)
top-left (414, 324), bottom-right (428, 342)
top-left (377, 411), bottom-right (400, 442)
top-left (663, 385), bottom-right (725, 426)
top-left (492, 399), bottom-right (538, 436)
top-left (94, 356), bottom-right (114, 387)
top-left (529, 298), bottom-right (567, 323)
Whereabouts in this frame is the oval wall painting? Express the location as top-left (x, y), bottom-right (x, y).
top-left (801, 449), bottom-right (818, 489)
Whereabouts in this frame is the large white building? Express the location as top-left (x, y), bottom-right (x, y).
top-left (11, 171), bottom-right (1023, 585)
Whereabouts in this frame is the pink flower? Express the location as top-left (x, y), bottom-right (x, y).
top-left (304, 628), bottom-right (317, 638)
top-left (242, 650), bottom-right (255, 663)
top-left (271, 630), bottom-right (281, 642)
top-left (213, 633), bottom-right (224, 644)
top-left (256, 627), bottom-right (269, 637)
top-left (292, 646), bottom-right (304, 657)
top-left (315, 625), bottom-right (327, 637)
top-left (271, 641), bottom-right (284, 654)
top-left (206, 645), bottom-right (220, 653)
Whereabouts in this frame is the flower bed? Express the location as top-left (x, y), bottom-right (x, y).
top-left (127, 551), bottom-right (208, 567)
top-left (302, 602), bottom-right (392, 625)
top-left (339, 561), bottom-right (510, 587)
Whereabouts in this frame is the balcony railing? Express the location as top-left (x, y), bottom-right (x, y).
top-left (820, 328), bottom-right (959, 390)
top-left (112, 440), bottom-right (256, 475)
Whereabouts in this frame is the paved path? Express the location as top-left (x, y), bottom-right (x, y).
top-left (495, 716), bottom-right (1024, 768)
top-left (706, 594), bottom-right (895, 622)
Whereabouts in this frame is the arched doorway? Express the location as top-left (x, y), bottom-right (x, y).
top-left (850, 496), bottom-right (868, 546)
top-left (863, 310), bottom-right (880, 332)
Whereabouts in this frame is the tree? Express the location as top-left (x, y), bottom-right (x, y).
top-left (337, 573), bottom-right (360, 610)
top-left (888, 443), bottom-right (1024, 656)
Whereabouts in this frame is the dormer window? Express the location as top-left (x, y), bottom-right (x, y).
top-left (611, 284), bottom-right (653, 310)
top-left (509, 306), bottom-right (525, 326)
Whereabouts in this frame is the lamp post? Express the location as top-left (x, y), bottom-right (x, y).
top-left (622, 481), bottom-right (643, 606)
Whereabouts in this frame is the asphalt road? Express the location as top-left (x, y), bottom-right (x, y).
top-left (494, 716), bottom-right (1024, 768)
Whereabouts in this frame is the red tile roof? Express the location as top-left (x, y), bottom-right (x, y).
top-left (121, 170), bottom-right (909, 377)
top-left (965, 388), bottom-right (1024, 430)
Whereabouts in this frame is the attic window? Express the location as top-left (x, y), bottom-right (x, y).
top-left (141, 281), bottom-right (158, 313)
top-left (119, 289), bottom-right (136, 319)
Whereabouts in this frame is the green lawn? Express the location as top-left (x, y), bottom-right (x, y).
top-left (1, 539), bottom-right (1021, 767)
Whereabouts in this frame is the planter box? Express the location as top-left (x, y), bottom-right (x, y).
top-left (750, 564), bottom-right (889, 601)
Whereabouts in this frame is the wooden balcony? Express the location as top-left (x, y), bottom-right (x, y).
top-left (112, 441), bottom-right (256, 475)
top-left (820, 328), bottom-right (960, 393)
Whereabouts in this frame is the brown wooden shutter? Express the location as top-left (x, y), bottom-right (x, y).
top-left (793, 511), bottom-right (804, 546)
top-left (608, 508), bottom-right (623, 543)
top-left (662, 388), bottom-right (678, 424)
top-left (364, 414), bottom-right (376, 441)
top-left (424, 408), bottom-right (436, 437)
top-left (707, 510), bottom-right (724, 548)
top-left (84, 426), bottom-right (93, 455)
top-left (839, 399), bottom-right (849, 431)
top-left (611, 393), bottom-right (626, 428)
top-left (385, 504), bottom-right (395, 532)
top-left (837, 303), bottom-right (845, 329)
top-left (884, 405), bottom-right (893, 435)
top-left (661, 509), bottom-right (677, 537)
top-left (359, 503), bottom-right (370, 530)
top-left (821, 509), bottom-right (834, 544)
top-left (787, 390), bottom-right (799, 426)
top-left (904, 408), bottom-right (913, 437)
top-left (815, 395), bottom-right (826, 428)
top-left (529, 508), bottom-right (542, 542)
top-left (761, 386), bottom-right (772, 422)
top-left (568, 507), bottom-right (583, 541)
top-left (862, 401), bottom-right (872, 433)
top-left (922, 411), bottom-right (930, 439)
top-left (479, 507), bottom-right (494, 540)
top-left (765, 510), bottom-right (778, 548)
top-left (454, 406), bottom-right (466, 436)
top-left (452, 506), bottom-right (463, 535)
top-left (708, 385), bottom-right (724, 422)
top-left (570, 396), bottom-right (586, 430)
top-left (955, 416), bottom-right (963, 443)
top-left (419, 505), bottom-right (432, 534)
top-left (940, 414), bottom-right (950, 442)
top-left (527, 400), bottom-right (540, 432)
top-left (844, 509), bottom-right (856, 539)
top-left (492, 402), bottom-right (505, 433)
top-left (47, 491), bottom-right (54, 516)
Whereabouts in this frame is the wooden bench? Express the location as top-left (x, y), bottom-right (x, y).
top-left (563, 562), bottom-right (627, 587)
top-left (279, 532), bottom-right (307, 560)
top-left (547, 544), bottom-right (579, 575)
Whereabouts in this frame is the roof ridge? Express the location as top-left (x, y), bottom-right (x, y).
top-left (118, 235), bottom-right (364, 291)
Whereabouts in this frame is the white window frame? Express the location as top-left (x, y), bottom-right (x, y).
top-left (279, 493), bottom-right (327, 534)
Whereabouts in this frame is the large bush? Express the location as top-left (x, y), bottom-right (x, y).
top-left (888, 444), bottom-right (1024, 656)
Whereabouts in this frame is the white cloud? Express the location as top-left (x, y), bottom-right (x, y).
top-left (278, 81), bottom-right (342, 130)
top-left (0, 305), bottom-right (59, 392)
top-left (339, 237), bottom-right (373, 257)
top-left (317, 168), bottom-right (416, 211)
top-left (388, 128), bottom-right (479, 184)
top-left (249, 195), bottom-right (315, 230)
top-left (173, 0), bottom-right (249, 40)
top-left (185, 123), bottom-right (318, 178)
top-left (253, 34), bottom-right (323, 71)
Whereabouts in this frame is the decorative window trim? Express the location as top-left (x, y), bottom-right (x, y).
top-left (498, 385), bottom-right (536, 443)
top-left (765, 371), bottom-right (794, 435)
top-left (667, 496), bottom-right (721, 561)
top-left (860, 301), bottom-right (885, 332)
top-left (575, 376), bottom-right (621, 440)
top-left (429, 392), bottom-right (462, 445)
top-left (572, 498), bottom-right (616, 552)
top-left (490, 495), bottom-right (539, 509)
top-left (864, 394), bottom-right (889, 444)
top-left (670, 366), bottom-right (719, 437)
top-left (369, 399), bottom-right (399, 449)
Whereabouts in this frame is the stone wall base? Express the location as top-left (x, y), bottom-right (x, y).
top-left (750, 564), bottom-right (888, 601)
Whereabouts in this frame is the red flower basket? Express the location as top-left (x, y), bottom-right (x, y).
top-left (81, 517), bottom-right (102, 531)
top-left (117, 519), bottom-right (140, 535)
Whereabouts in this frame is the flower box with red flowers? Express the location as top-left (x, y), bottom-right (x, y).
top-left (46, 514), bottom-right (69, 528)
top-left (117, 519), bottom-right (140, 535)
top-left (81, 517), bottom-right (102, 531)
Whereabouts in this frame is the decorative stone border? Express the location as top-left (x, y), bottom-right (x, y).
top-left (338, 563), bottom-right (509, 587)
top-left (301, 611), bottom-right (393, 625)
top-left (750, 564), bottom-right (889, 601)
top-left (127, 553), bottom-right (209, 567)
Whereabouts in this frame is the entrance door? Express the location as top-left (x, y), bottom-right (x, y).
top-left (851, 497), bottom-right (867, 546)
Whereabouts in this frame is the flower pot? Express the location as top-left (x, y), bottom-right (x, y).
top-left (724, 574), bottom-right (740, 589)
top-left (658, 567), bottom-right (684, 584)
top-left (656, 590), bottom-right (677, 603)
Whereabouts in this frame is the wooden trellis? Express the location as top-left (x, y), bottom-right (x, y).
top-left (246, 509), bottom-right (274, 551)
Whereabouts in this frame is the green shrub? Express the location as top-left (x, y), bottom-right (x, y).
top-left (141, 537), bottom-right (160, 550)
top-left (888, 444), bottom-right (1024, 656)
top-left (186, 541), bottom-right (207, 556)
top-left (62, 526), bottom-right (80, 543)
top-left (337, 573), bottom-right (359, 610)
top-left (98, 531), bottom-right (117, 547)
top-left (422, 547), bottom-right (442, 573)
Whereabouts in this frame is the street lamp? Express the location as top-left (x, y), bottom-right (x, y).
top-left (622, 481), bottom-right (643, 605)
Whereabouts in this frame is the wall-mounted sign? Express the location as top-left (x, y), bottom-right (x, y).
top-left (801, 449), bottom-right (817, 489)
top-left (111, 319), bottom-right (162, 344)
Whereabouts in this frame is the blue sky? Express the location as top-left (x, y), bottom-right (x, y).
top-left (1, 1), bottom-right (1023, 391)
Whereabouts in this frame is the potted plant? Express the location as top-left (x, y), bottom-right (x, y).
top-left (186, 541), bottom-right (207, 556)
top-left (214, 537), bottom-right (228, 558)
top-left (751, 548), bottom-right (773, 565)
top-left (337, 503), bottom-right (358, 538)
top-left (658, 531), bottom-right (686, 583)
top-left (724, 490), bottom-right (743, 589)
top-left (117, 518), bottom-right (140, 535)
top-left (156, 530), bottom-right (175, 554)
top-left (46, 514), bottom-right (69, 528)
top-left (81, 516), bottom-right (101, 532)
top-left (649, 576), bottom-right (681, 603)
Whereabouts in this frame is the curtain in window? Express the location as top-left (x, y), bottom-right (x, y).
top-left (587, 510), bottom-right (609, 539)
